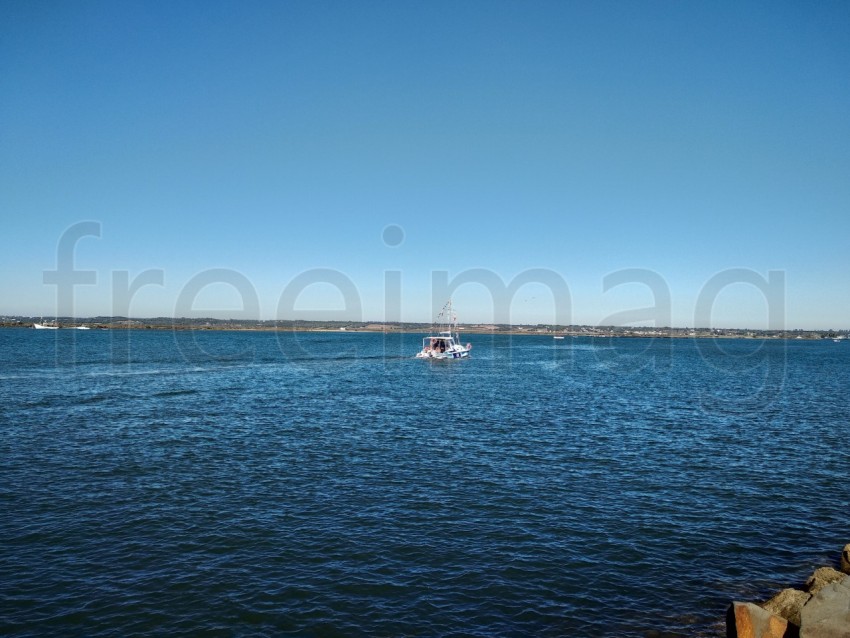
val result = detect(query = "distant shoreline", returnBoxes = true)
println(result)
[2,318,846,340]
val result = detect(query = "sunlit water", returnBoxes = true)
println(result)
[1,329,848,636]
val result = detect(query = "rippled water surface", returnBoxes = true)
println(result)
[2,329,848,636]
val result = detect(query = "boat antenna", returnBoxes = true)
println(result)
[435,298,453,332]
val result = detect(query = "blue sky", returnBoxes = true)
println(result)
[2,1,848,328]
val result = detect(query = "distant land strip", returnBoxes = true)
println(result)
[4,316,848,340]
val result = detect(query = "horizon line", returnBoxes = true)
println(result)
[4,315,848,334]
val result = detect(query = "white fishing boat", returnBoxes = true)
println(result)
[553,335,565,340]
[415,300,472,360]
[33,319,59,330]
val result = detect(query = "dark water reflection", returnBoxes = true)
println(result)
[1,329,848,636]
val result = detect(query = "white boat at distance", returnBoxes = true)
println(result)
[415,300,472,360]
[32,319,90,330]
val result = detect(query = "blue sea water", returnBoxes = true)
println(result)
[1,328,848,637]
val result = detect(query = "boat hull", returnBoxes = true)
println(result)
[415,349,470,360]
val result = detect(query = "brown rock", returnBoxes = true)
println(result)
[806,567,847,596]
[840,543,850,575]
[762,588,810,627]
[727,601,798,638]
[800,575,850,638]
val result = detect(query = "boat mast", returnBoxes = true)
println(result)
[433,298,462,341]
[437,298,458,338]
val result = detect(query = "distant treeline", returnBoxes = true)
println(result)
[2,316,848,339]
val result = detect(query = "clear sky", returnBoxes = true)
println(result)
[2,1,848,329]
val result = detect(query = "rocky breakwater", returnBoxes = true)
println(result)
[727,543,850,638]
